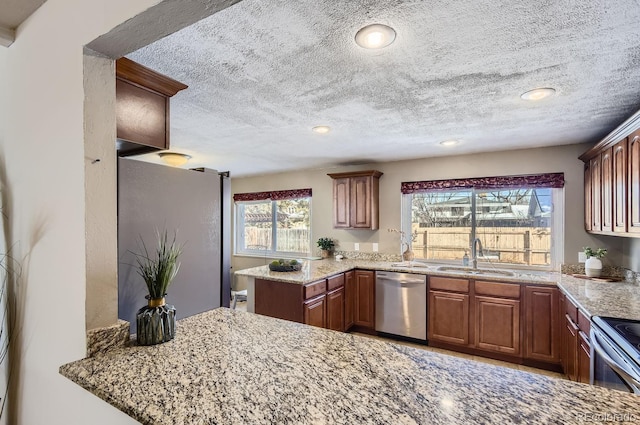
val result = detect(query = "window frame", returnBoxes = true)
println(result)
[234,197,312,258]
[401,186,564,271]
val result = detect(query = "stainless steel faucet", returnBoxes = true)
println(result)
[471,238,483,269]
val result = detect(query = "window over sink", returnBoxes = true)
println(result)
[401,173,564,270]
[234,189,311,257]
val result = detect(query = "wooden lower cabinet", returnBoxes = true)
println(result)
[578,331,591,384]
[354,270,375,329]
[428,290,470,345]
[563,313,579,381]
[326,287,345,331]
[475,296,520,356]
[304,295,326,328]
[344,271,355,330]
[524,286,561,363]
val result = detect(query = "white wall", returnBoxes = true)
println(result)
[232,143,625,273]
[0,0,160,423]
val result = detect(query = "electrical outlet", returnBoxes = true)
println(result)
[578,252,587,263]
[354,243,360,251]
[372,243,379,252]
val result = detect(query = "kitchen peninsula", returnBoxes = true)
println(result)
[60,308,640,424]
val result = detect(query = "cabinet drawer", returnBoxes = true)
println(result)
[578,309,591,335]
[430,276,469,293]
[565,296,579,323]
[304,280,327,300]
[327,273,345,291]
[475,280,520,299]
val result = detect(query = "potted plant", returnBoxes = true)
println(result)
[317,237,335,259]
[132,230,183,345]
[583,247,607,278]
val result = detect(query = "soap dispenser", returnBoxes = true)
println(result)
[462,250,469,267]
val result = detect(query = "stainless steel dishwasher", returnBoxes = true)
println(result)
[375,271,427,340]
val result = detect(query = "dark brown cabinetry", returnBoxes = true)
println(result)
[326,274,346,331]
[354,270,375,329]
[561,293,591,383]
[115,57,188,156]
[474,280,522,356]
[429,289,470,345]
[524,286,561,363]
[344,271,356,329]
[304,295,327,328]
[580,109,640,237]
[327,171,383,229]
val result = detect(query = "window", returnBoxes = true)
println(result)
[401,173,564,270]
[234,189,311,257]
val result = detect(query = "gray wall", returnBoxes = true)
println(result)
[118,158,221,332]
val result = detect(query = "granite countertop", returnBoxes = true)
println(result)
[234,258,559,286]
[557,275,640,321]
[60,308,640,424]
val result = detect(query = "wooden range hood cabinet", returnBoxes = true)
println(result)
[115,57,188,156]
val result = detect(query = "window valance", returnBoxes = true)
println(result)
[400,173,564,194]
[233,188,312,202]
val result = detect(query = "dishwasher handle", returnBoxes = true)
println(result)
[376,273,426,287]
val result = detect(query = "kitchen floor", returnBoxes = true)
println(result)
[232,301,563,379]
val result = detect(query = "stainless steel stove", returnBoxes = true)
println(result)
[591,316,640,394]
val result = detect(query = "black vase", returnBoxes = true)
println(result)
[136,296,176,346]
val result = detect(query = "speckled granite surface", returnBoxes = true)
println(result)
[86,320,130,358]
[558,275,640,321]
[61,308,640,424]
[234,258,559,286]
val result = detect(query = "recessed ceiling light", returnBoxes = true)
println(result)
[158,152,192,167]
[520,87,556,101]
[355,24,396,49]
[440,140,459,147]
[312,125,331,134]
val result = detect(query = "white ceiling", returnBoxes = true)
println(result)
[0,0,47,45]
[126,0,640,177]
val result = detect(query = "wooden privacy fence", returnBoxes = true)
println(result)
[244,227,310,253]
[411,226,551,266]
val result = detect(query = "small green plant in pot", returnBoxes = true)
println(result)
[583,247,607,278]
[132,230,183,345]
[317,237,335,259]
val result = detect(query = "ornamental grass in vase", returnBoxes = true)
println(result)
[132,230,183,346]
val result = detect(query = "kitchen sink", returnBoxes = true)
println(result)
[390,262,432,269]
[436,266,516,277]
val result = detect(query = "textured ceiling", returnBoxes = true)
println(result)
[128,0,640,177]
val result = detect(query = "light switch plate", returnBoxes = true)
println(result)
[578,252,587,263]
[372,243,379,252]
[354,243,360,251]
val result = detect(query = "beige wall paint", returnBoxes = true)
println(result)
[83,53,118,330]
[0,0,160,423]
[232,143,625,275]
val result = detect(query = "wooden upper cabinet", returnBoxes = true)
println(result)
[629,131,640,233]
[590,155,602,232]
[584,162,592,232]
[327,171,383,230]
[115,57,188,156]
[601,147,614,232]
[613,139,628,232]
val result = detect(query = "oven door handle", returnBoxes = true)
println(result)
[591,332,640,394]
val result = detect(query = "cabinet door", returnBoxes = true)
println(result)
[326,287,345,332]
[629,131,640,233]
[578,330,591,384]
[354,270,375,329]
[601,147,613,232]
[428,290,470,345]
[584,162,592,232]
[590,155,602,232]
[304,295,326,328]
[613,139,628,233]
[524,286,560,363]
[563,314,579,381]
[475,296,520,356]
[333,178,351,228]
[350,176,372,228]
[344,271,355,330]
